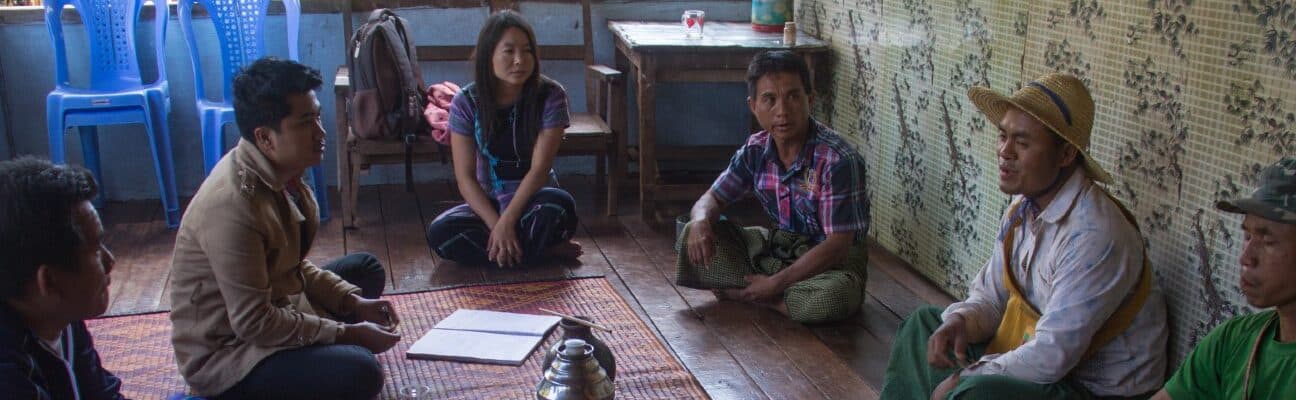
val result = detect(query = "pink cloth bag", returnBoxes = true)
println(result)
[424,81,461,145]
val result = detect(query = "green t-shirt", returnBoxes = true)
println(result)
[1165,310,1296,400]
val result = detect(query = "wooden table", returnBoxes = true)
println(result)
[608,21,829,221]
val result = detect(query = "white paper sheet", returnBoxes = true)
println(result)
[433,309,561,336]
[405,309,561,365]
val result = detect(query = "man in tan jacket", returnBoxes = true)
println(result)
[169,58,400,399]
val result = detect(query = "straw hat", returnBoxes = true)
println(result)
[967,73,1112,184]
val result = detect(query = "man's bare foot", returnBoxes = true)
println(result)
[544,240,584,260]
[712,289,743,300]
[712,290,788,316]
[770,300,789,317]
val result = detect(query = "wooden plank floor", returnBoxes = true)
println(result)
[94,177,955,398]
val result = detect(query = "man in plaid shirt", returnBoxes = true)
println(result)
[676,50,870,323]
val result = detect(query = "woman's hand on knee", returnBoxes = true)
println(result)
[487,220,522,267]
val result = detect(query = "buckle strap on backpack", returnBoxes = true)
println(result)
[404,133,416,192]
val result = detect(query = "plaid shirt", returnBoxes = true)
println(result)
[710,119,870,243]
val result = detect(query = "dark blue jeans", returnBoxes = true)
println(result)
[213,252,387,400]
[323,252,386,302]
[426,187,578,266]
[212,344,381,400]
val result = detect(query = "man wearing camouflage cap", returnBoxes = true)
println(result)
[1153,156,1296,400]
[881,73,1169,399]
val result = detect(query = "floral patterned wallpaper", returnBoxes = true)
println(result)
[796,0,1294,363]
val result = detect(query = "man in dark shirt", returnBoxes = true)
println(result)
[0,157,126,400]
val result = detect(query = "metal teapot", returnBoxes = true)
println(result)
[542,316,616,381]
[536,339,615,400]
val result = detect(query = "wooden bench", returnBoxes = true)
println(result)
[334,0,625,228]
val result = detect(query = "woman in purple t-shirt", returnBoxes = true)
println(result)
[425,10,582,267]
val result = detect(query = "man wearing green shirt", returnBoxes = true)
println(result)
[1153,156,1296,400]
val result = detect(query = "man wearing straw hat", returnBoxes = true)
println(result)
[880,73,1168,399]
[1152,156,1296,400]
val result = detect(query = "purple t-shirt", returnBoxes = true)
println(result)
[448,78,571,195]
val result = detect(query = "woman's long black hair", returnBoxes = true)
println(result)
[471,10,546,146]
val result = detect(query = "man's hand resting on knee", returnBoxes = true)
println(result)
[338,322,401,354]
[346,295,400,330]
[687,219,717,267]
[927,313,971,369]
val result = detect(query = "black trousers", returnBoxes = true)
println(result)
[425,187,578,266]
[214,253,387,400]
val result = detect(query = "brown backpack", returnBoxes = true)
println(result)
[348,9,430,188]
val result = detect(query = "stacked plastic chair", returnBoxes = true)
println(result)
[178,0,329,220]
[45,0,181,227]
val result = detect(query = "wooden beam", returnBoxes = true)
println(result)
[333,66,354,226]
[653,145,736,160]
[350,0,481,10]
[0,0,768,23]
[587,65,622,81]
[636,58,657,221]
[415,44,586,62]
[341,0,757,14]
[581,0,595,63]
[343,3,354,74]
[416,46,476,62]
[536,45,587,60]
[581,0,596,112]
[658,68,747,83]
[489,0,518,12]
[650,184,711,201]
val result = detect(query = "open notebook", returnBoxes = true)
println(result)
[406,309,562,365]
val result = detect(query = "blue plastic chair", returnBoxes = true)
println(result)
[177,0,329,220]
[45,0,181,227]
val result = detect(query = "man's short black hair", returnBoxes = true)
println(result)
[746,50,813,97]
[0,157,99,300]
[233,57,323,142]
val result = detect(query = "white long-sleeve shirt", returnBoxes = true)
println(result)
[942,171,1168,396]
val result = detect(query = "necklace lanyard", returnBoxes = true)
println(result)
[1241,314,1277,400]
[472,102,522,193]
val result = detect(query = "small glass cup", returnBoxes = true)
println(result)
[682,10,705,39]
[397,384,435,399]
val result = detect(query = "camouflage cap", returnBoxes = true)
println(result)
[1216,156,1296,224]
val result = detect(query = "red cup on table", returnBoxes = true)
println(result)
[682,10,705,39]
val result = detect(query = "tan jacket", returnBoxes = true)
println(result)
[169,139,360,395]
